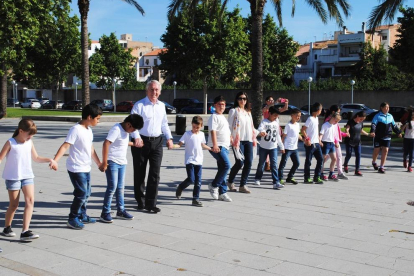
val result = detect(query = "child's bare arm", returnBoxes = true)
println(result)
[281,133,286,143]
[202,143,212,151]
[31,144,58,170]
[172,141,184,149]
[53,142,71,163]
[91,145,101,169]
[100,140,111,171]
[210,130,220,153]
[0,141,11,164]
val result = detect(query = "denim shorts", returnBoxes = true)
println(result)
[5,179,34,190]
[322,142,336,155]
[374,138,391,148]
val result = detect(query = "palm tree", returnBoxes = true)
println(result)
[77,0,144,106]
[168,0,350,126]
[367,0,406,31]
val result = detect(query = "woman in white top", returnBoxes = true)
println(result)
[227,92,257,194]
[402,109,414,172]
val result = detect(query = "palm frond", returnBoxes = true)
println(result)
[304,0,328,24]
[367,0,405,31]
[269,0,283,26]
[121,0,145,15]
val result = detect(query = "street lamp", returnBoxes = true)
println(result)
[350,80,355,104]
[11,80,16,108]
[307,76,313,114]
[113,78,117,112]
[173,81,177,100]
[75,82,78,101]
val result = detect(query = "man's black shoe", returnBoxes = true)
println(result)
[137,204,144,210]
[145,206,161,213]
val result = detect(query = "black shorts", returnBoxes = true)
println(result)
[374,137,391,148]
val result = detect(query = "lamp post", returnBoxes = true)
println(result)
[11,80,16,108]
[307,76,313,114]
[113,78,117,112]
[75,82,78,101]
[173,81,177,100]
[350,80,355,104]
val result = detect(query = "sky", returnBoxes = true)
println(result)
[69,0,404,48]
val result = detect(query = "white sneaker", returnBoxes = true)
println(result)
[337,173,349,180]
[208,183,219,200]
[254,180,261,186]
[273,182,284,189]
[219,193,232,202]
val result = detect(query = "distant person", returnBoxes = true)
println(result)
[254,106,285,189]
[53,104,103,229]
[401,109,414,172]
[130,80,173,213]
[227,92,257,194]
[302,102,324,184]
[174,116,212,207]
[207,96,232,202]
[0,119,57,241]
[370,102,402,173]
[278,108,302,185]
[320,113,341,181]
[343,111,370,176]
[99,114,144,223]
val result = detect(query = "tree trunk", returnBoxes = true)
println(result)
[249,0,265,127]
[78,0,90,106]
[0,63,8,118]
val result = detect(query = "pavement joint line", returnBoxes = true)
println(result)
[0,256,58,276]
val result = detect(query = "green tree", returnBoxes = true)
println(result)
[389,6,414,74]
[89,33,136,90]
[76,0,144,107]
[161,4,250,112]
[168,0,350,125]
[0,0,43,116]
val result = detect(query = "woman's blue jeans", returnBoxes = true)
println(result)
[228,141,253,186]
[209,147,230,195]
[102,161,126,214]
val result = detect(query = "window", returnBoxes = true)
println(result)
[154,59,158,65]
[382,35,387,40]
[145,59,149,65]
[314,54,318,60]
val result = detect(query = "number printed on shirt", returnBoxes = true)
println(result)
[264,129,277,142]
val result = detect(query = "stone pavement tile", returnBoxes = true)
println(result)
[125,220,182,236]
[210,250,283,270]
[82,221,141,237]
[351,241,398,256]
[259,234,323,253]
[158,252,234,275]
[317,258,396,276]
[342,230,406,247]
[70,233,133,250]
[395,240,414,250]
[262,247,333,267]
[266,261,347,276]
[309,244,379,264]
[292,223,353,237]
[209,237,276,255]
[45,259,121,276]
[211,265,282,276]
[111,242,177,262]
[296,232,365,250]
[3,247,75,271]
[0,266,27,276]
[161,269,206,276]
[18,233,89,255]
[104,255,176,276]
[122,231,181,247]
[367,256,414,274]
[209,227,274,243]
[391,271,414,276]
[162,240,230,258]
[64,246,129,266]
[166,229,230,245]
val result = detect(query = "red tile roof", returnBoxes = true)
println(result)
[144,48,167,56]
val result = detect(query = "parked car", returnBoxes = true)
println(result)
[366,106,407,122]
[41,100,63,109]
[37,98,49,105]
[116,101,135,112]
[90,99,114,111]
[275,104,309,116]
[21,99,41,109]
[339,103,377,119]
[162,101,177,114]
[7,98,20,107]
[62,100,82,110]
[173,98,200,112]
[180,102,214,114]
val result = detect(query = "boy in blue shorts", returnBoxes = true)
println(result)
[320,113,341,182]
[53,104,103,229]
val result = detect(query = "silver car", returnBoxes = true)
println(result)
[339,103,377,119]
[21,99,41,109]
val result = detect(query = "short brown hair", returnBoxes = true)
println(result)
[192,116,203,125]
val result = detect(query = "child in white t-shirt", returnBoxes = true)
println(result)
[207,96,232,202]
[278,109,302,185]
[53,104,103,230]
[99,115,144,223]
[320,113,341,182]
[302,102,324,184]
[254,106,285,189]
[174,116,212,207]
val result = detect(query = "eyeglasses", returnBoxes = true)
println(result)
[267,99,274,102]
[238,97,247,101]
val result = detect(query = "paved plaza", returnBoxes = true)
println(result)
[0,118,413,276]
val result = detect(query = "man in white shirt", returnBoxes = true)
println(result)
[131,80,173,213]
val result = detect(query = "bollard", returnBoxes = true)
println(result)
[176,114,186,135]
